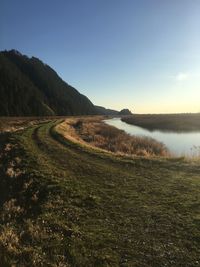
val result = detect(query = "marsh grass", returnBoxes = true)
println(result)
[63,118,169,157]
[122,113,200,132]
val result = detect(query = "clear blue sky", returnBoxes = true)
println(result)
[1,0,200,113]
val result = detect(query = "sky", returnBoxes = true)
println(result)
[1,0,200,113]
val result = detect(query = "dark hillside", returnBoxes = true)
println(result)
[0,50,96,116]
[95,105,119,115]
[0,53,53,116]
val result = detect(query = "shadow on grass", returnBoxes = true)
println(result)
[0,133,48,266]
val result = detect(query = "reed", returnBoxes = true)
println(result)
[69,118,169,157]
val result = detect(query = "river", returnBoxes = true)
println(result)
[104,118,200,157]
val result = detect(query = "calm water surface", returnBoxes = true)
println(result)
[104,118,200,156]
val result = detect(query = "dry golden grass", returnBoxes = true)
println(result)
[58,118,169,157]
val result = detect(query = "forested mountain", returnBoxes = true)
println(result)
[118,109,132,115]
[0,50,97,116]
[95,105,119,115]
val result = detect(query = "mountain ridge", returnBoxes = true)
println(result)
[0,50,96,116]
[0,50,132,117]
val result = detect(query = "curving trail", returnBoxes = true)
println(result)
[1,119,200,267]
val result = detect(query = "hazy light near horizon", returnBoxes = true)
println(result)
[135,104,200,114]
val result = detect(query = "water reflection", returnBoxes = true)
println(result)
[104,118,200,157]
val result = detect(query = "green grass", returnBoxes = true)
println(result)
[122,113,200,132]
[0,119,200,266]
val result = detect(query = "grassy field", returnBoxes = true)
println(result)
[121,113,200,132]
[0,116,64,132]
[0,117,200,266]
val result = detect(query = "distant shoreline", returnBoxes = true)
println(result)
[121,113,200,132]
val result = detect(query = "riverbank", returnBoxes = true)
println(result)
[56,117,169,157]
[106,117,200,157]
[121,113,200,132]
[0,118,200,266]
